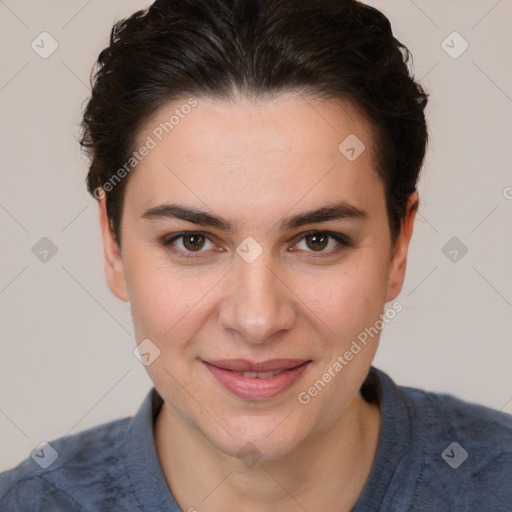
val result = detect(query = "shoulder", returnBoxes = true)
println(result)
[397,381,512,509]
[400,382,512,449]
[0,416,132,511]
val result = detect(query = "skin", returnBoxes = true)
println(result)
[97,92,418,511]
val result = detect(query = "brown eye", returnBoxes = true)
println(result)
[294,231,353,258]
[305,233,329,251]
[160,231,217,259]
[182,234,206,251]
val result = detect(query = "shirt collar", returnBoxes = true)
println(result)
[124,386,181,511]
[352,366,413,511]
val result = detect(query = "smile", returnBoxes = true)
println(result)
[202,359,311,400]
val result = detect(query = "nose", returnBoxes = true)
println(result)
[218,249,296,344]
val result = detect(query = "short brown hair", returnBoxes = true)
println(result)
[80,0,428,248]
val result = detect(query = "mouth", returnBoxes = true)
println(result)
[202,358,311,400]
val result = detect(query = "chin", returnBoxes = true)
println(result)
[205,415,309,464]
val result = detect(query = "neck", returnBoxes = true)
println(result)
[154,392,380,512]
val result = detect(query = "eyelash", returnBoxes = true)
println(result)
[159,230,355,260]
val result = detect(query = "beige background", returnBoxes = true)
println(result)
[1,0,511,471]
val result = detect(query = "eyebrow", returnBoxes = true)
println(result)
[140,200,369,231]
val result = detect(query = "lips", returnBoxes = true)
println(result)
[202,358,311,400]
[206,358,309,372]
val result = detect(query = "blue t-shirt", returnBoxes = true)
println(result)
[1,366,511,511]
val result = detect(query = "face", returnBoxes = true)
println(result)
[98,93,416,461]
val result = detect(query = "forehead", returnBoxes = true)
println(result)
[124,93,382,225]
[138,93,374,160]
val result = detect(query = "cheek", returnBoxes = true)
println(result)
[123,246,211,343]
[300,256,389,344]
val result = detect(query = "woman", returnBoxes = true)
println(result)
[1,0,511,510]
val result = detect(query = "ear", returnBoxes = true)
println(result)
[97,193,129,302]
[385,192,419,302]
